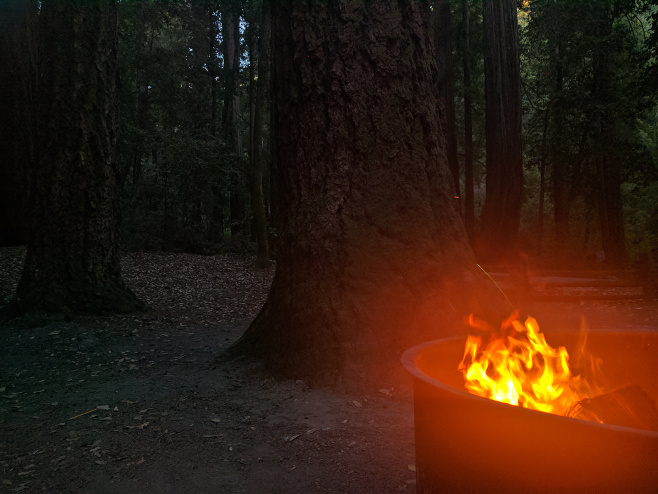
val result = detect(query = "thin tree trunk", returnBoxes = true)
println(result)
[551,45,571,257]
[129,7,152,187]
[593,5,627,267]
[250,0,270,266]
[462,0,475,242]
[435,0,460,210]
[223,5,245,236]
[537,108,549,255]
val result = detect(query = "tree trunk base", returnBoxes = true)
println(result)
[12,283,145,317]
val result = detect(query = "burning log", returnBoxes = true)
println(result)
[569,384,658,431]
[403,331,658,493]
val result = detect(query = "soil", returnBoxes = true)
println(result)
[1,247,657,493]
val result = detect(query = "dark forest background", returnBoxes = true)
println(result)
[1,0,657,266]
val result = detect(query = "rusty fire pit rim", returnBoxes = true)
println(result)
[401,332,658,438]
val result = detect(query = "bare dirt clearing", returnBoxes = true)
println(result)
[1,248,656,493]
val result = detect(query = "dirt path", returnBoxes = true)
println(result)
[1,251,415,493]
[1,249,656,493]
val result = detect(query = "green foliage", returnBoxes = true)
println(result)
[519,0,658,262]
[622,181,658,259]
[116,0,262,254]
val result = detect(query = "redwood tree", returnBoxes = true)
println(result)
[0,0,36,247]
[435,0,460,206]
[478,0,523,262]
[230,1,499,387]
[16,0,142,314]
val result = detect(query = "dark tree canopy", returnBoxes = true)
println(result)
[15,0,143,314]
[229,0,501,388]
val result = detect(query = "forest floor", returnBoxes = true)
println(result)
[1,247,657,493]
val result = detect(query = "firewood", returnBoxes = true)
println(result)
[568,384,658,431]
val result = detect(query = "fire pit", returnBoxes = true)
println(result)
[402,331,658,492]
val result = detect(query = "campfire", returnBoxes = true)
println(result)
[402,323,658,492]
[458,312,658,429]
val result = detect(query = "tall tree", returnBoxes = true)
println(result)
[222,2,247,236]
[249,0,271,266]
[592,0,628,266]
[435,0,460,207]
[0,0,37,247]
[16,0,143,314]
[461,0,476,241]
[229,1,501,387]
[478,0,523,262]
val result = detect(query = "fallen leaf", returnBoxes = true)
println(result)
[352,400,362,408]
[408,464,416,472]
[211,418,221,423]
[97,405,110,411]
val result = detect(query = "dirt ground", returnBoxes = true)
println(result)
[1,247,657,493]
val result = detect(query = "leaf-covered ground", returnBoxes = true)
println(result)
[0,248,656,492]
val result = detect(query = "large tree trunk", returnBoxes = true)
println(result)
[229,1,501,388]
[478,0,523,262]
[0,0,37,247]
[16,0,143,314]
[435,0,460,208]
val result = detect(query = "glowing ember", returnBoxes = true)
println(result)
[459,312,601,417]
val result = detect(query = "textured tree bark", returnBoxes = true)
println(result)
[229,1,500,388]
[250,0,271,267]
[461,0,475,242]
[478,0,523,262]
[222,4,246,237]
[16,0,143,314]
[435,0,460,208]
[0,0,37,247]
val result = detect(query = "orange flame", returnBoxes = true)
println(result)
[459,313,600,416]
